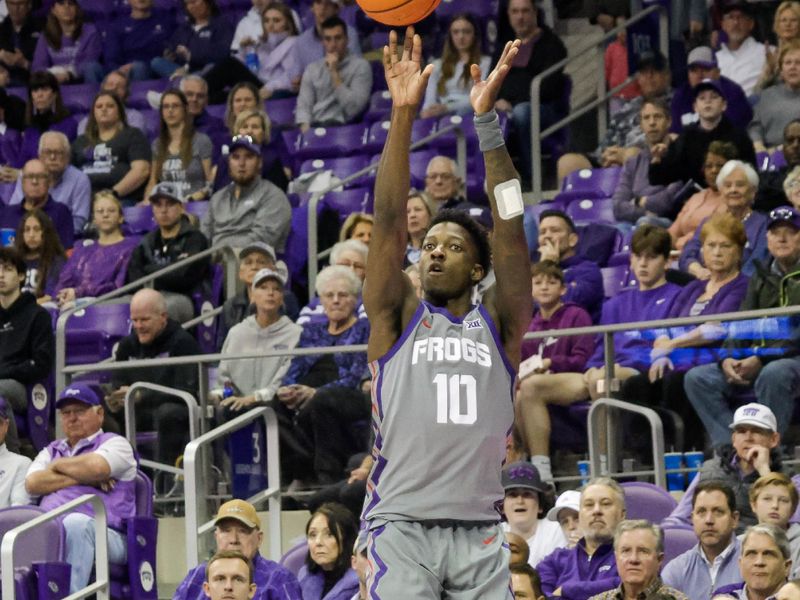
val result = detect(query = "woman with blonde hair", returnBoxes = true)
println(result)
[338,213,372,245]
[751,38,800,152]
[757,1,800,90]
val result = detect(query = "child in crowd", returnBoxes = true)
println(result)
[747,472,800,578]
[13,209,65,303]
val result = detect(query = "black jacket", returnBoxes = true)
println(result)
[125,217,210,295]
[0,291,53,383]
[0,13,44,84]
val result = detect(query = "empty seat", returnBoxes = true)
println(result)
[61,82,100,113]
[299,155,373,189]
[562,166,622,198]
[364,90,392,122]
[600,264,634,298]
[122,204,155,235]
[566,197,615,225]
[293,124,369,161]
[662,526,697,564]
[622,481,678,522]
[264,96,297,128]
[64,302,132,365]
[128,79,172,110]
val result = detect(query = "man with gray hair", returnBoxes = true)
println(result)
[713,523,791,599]
[538,477,626,600]
[589,520,688,600]
[180,75,226,143]
[8,132,90,234]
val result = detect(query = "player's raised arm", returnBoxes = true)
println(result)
[471,40,533,368]
[364,27,433,360]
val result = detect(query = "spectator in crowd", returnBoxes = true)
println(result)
[0,0,42,86]
[210,267,301,414]
[756,1,800,91]
[557,51,671,182]
[126,182,210,323]
[150,0,233,80]
[500,461,567,567]
[180,75,226,141]
[421,13,490,119]
[205,3,301,104]
[24,383,137,593]
[423,156,465,212]
[611,98,687,227]
[622,213,749,450]
[506,532,531,567]
[276,265,369,486]
[8,131,90,235]
[717,2,767,96]
[293,0,361,73]
[76,70,147,135]
[297,239,367,325]
[663,481,743,598]
[17,70,77,166]
[785,166,800,212]
[671,46,752,134]
[53,190,137,308]
[295,16,371,132]
[650,80,757,189]
[516,261,594,480]
[230,0,271,58]
[679,160,767,278]
[604,27,639,117]
[350,535,369,600]
[217,242,298,349]
[713,524,791,598]
[669,141,738,250]
[588,520,688,600]
[305,451,371,521]
[547,490,582,548]
[405,191,431,265]
[538,478,626,599]
[518,226,681,478]
[684,207,800,446]
[749,40,800,153]
[13,209,65,302]
[144,88,213,202]
[174,499,301,600]
[510,563,544,599]
[31,0,100,84]
[0,396,30,506]
[201,550,256,600]
[106,288,201,468]
[0,158,73,249]
[536,209,604,321]
[220,83,259,136]
[664,405,787,531]
[214,109,288,192]
[747,473,800,577]
[200,135,291,251]
[338,213,372,245]
[97,0,173,82]
[299,503,359,600]
[0,247,53,452]
[494,0,567,180]
[71,91,151,205]
[0,89,23,160]
[757,119,800,212]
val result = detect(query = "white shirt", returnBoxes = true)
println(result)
[502,518,568,567]
[716,37,766,96]
[700,535,738,588]
[0,444,31,507]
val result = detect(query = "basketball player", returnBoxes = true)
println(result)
[361,28,531,598]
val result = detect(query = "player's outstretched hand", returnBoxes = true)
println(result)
[383,27,433,108]
[470,39,520,115]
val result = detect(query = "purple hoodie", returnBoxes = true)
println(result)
[561,254,604,323]
[537,539,619,600]
[31,23,102,75]
[54,237,138,298]
[522,302,595,373]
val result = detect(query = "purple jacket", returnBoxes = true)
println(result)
[522,302,595,373]
[31,23,101,74]
[103,13,174,70]
[537,539,619,600]
[561,254,604,323]
[612,146,687,223]
[40,432,135,531]
[670,76,753,134]
[679,212,769,277]
[0,195,73,249]
[298,566,359,600]
[54,237,138,298]
[586,283,683,372]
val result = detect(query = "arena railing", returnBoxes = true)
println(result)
[529,3,669,198]
[1,494,109,600]
[306,123,468,294]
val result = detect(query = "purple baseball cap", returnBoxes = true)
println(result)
[501,461,549,494]
[768,206,800,230]
[693,78,725,100]
[229,135,261,157]
[56,383,102,409]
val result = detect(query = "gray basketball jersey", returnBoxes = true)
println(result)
[363,300,515,522]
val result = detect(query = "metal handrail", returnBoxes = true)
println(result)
[1,494,109,600]
[530,4,669,198]
[124,382,201,475]
[307,122,467,293]
[183,406,281,569]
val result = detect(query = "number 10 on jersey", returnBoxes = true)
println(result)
[433,374,477,425]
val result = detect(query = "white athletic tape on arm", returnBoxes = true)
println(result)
[494,178,524,220]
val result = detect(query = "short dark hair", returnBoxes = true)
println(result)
[640,97,670,118]
[428,208,491,275]
[539,209,576,233]
[510,563,543,597]
[706,140,739,162]
[692,480,737,513]
[531,260,564,283]
[321,15,346,33]
[0,247,26,276]
[206,549,253,584]
[631,224,671,258]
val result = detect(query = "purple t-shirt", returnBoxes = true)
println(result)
[54,236,138,298]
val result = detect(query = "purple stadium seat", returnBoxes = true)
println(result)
[606,251,631,267]
[22,377,54,451]
[566,197,615,225]
[408,149,438,189]
[128,79,172,111]
[264,97,297,129]
[562,167,622,198]
[64,302,132,366]
[662,526,697,564]
[206,104,225,119]
[61,82,100,113]
[364,90,392,123]
[139,109,161,140]
[122,205,155,235]
[601,264,634,298]
[299,155,373,189]
[279,539,307,576]
[184,200,209,222]
[621,481,678,522]
[370,60,388,92]
[321,188,373,220]
[293,123,369,161]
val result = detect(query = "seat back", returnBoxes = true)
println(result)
[621,482,678,523]
[566,197,615,225]
[65,302,132,365]
[662,526,697,565]
[601,265,634,298]
[134,470,154,517]
[123,205,155,235]
[23,376,54,450]
[562,167,622,197]
[279,539,308,576]
[0,506,63,566]
[263,97,297,129]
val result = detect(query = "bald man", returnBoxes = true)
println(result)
[107,289,201,472]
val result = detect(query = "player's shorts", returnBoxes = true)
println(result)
[365,519,512,599]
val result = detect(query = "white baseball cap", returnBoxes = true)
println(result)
[546,490,581,522]
[729,403,777,433]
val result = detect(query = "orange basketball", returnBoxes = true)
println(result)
[356,0,442,26]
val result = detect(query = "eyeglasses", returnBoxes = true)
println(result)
[336,259,365,271]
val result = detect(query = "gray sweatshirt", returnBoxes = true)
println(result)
[295,53,372,126]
